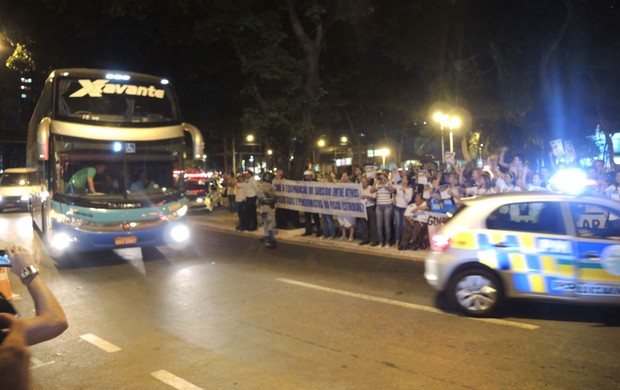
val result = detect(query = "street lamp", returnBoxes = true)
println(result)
[376,148,390,169]
[447,116,461,155]
[433,112,460,163]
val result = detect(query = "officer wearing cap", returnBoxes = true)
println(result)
[258,171,277,248]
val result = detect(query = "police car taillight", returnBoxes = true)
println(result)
[430,234,451,252]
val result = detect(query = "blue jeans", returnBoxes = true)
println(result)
[393,206,406,244]
[321,214,336,238]
[376,204,393,245]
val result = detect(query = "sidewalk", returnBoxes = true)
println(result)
[189,209,427,262]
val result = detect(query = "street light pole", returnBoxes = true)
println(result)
[441,125,445,163]
[434,112,460,163]
[232,138,237,174]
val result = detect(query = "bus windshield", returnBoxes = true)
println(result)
[54,75,179,127]
[52,135,185,202]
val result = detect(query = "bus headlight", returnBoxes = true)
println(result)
[51,232,74,250]
[170,224,190,242]
[164,223,190,249]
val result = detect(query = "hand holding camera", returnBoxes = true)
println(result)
[4,247,36,278]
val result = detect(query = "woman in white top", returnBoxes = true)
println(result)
[372,173,395,247]
[392,174,413,248]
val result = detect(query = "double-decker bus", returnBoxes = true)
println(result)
[26,69,204,256]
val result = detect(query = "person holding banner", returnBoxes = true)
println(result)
[320,173,337,239]
[301,170,322,237]
[337,171,356,241]
[274,169,303,229]
[399,193,429,250]
[358,176,379,246]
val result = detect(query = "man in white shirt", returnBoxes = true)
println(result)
[244,171,259,231]
[358,176,379,246]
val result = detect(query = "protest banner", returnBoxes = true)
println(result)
[272,179,367,219]
[550,139,565,158]
[417,210,451,245]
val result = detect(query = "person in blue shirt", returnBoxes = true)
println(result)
[129,171,157,191]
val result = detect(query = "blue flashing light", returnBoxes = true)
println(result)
[547,168,597,195]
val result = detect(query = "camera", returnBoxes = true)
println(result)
[0,250,10,267]
[0,292,18,344]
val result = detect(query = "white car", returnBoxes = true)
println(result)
[0,168,38,213]
[424,192,620,317]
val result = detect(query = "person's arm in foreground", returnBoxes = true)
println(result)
[8,247,68,345]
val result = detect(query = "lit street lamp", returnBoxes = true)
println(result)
[376,148,390,169]
[448,116,461,155]
[433,112,461,163]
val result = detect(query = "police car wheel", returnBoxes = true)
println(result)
[447,268,503,317]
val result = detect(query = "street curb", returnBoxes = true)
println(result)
[188,209,427,262]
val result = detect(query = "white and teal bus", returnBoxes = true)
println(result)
[26,69,204,255]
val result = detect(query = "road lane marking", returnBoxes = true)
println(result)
[31,357,55,369]
[80,333,122,353]
[151,370,203,390]
[276,278,539,330]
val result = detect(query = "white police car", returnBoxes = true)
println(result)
[424,192,620,317]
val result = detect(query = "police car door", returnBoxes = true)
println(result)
[485,201,576,298]
[569,201,620,303]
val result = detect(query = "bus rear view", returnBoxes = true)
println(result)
[26,69,204,257]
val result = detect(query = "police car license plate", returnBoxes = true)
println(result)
[115,236,137,246]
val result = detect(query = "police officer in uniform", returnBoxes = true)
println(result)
[258,172,277,248]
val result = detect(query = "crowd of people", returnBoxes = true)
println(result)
[221,147,620,251]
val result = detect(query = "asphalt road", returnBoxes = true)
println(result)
[1,210,618,389]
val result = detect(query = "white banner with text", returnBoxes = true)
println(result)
[273,179,366,219]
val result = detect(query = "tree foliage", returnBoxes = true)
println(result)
[2,0,620,170]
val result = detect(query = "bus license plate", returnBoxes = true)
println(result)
[115,236,137,246]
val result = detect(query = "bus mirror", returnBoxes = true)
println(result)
[37,117,51,161]
[182,123,204,160]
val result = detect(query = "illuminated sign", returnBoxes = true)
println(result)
[70,79,165,99]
